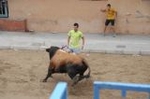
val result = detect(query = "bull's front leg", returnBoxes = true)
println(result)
[43,67,53,82]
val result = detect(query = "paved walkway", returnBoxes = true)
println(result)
[0,31,150,55]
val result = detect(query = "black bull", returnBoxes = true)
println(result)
[43,46,91,85]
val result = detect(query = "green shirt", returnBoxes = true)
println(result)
[68,30,83,48]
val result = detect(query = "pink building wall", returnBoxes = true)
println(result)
[8,0,150,34]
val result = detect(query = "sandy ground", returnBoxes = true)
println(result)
[0,50,150,99]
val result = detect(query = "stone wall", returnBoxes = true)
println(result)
[4,0,150,34]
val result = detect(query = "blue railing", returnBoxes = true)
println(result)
[49,81,150,99]
[93,81,150,99]
[49,82,68,99]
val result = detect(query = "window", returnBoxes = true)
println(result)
[0,0,9,18]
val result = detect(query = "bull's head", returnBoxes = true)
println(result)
[46,46,60,60]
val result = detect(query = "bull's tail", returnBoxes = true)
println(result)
[82,59,91,78]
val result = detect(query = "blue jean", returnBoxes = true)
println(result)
[69,47,81,54]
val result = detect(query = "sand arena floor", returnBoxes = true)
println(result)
[0,50,150,99]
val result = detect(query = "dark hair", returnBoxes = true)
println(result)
[74,23,79,28]
[107,4,111,7]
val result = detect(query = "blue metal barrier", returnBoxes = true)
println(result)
[93,81,150,99]
[49,82,68,99]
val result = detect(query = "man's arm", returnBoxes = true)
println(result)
[115,11,117,18]
[81,36,85,50]
[101,9,106,12]
[67,36,70,46]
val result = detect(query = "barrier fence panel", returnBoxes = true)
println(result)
[94,81,150,99]
[49,82,68,99]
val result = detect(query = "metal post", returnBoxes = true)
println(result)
[94,82,100,99]
[121,90,126,99]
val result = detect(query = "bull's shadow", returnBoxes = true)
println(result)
[68,78,93,97]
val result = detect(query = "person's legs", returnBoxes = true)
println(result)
[69,47,81,54]
[73,48,81,54]
[110,20,116,37]
[103,26,107,36]
[104,19,109,36]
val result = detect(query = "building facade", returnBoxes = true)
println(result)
[0,0,150,34]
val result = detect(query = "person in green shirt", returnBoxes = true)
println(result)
[67,23,85,54]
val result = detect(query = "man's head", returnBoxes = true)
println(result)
[73,23,79,32]
[107,4,111,10]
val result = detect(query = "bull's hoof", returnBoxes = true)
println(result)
[43,79,47,82]
[73,76,79,82]
[72,76,80,86]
